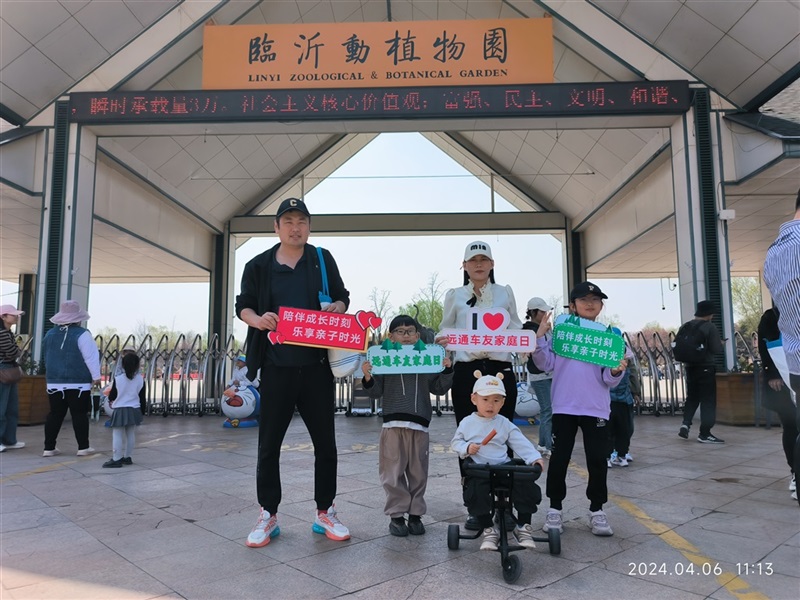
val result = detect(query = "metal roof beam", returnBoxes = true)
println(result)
[229,212,566,236]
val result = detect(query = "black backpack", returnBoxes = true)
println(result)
[671,321,707,363]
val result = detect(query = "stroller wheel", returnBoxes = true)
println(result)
[548,527,561,555]
[447,524,460,550]
[502,554,521,583]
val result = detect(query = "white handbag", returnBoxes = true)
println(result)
[317,246,362,378]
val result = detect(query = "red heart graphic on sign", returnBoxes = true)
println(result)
[483,313,505,331]
[267,331,285,345]
[354,310,373,330]
[368,316,382,329]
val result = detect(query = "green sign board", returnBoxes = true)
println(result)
[366,340,446,374]
[551,315,625,368]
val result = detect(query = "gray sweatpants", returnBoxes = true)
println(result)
[379,427,429,518]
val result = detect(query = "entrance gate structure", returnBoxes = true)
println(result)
[35,78,725,364]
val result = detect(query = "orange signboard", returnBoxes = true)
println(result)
[202,19,553,90]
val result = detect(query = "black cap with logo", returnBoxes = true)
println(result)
[276,197,311,219]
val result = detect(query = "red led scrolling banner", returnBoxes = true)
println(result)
[69,81,691,124]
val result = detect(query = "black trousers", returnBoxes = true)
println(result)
[608,402,633,457]
[44,388,91,451]
[682,365,717,437]
[463,458,540,527]
[256,363,337,514]
[547,413,609,512]
[792,374,800,506]
[762,383,798,472]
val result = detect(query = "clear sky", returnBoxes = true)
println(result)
[1,132,683,339]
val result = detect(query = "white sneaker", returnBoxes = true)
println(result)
[1,442,24,451]
[542,509,563,533]
[589,510,613,536]
[246,508,280,547]
[42,448,61,457]
[790,475,796,492]
[624,453,633,462]
[607,459,613,468]
[0,444,5,452]
[76,447,95,456]
[792,490,797,501]
[312,505,350,541]
[480,527,499,551]
[513,524,536,549]
[611,456,629,467]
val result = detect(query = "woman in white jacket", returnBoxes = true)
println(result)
[440,241,522,426]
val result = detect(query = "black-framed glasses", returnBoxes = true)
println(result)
[391,327,417,336]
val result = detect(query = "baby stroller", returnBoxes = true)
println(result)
[447,460,560,583]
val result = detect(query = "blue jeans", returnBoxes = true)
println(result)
[530,378,553,450]
[0,378,20,446]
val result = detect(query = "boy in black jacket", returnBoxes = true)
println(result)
[362,315,453,536]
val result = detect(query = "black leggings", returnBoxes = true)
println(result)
[547,413,609,512]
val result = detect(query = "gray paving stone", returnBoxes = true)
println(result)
[0,413,797,599]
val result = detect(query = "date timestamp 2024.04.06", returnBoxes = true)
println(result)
[628,562,774,577]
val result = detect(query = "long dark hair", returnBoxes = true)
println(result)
[121,352,140,380]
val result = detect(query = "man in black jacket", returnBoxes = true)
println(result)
[677,300,725,443]
[236,198,352,547]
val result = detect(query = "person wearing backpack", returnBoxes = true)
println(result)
[236,198,352,547]
[675,301,725,443]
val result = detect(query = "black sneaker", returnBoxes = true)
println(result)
[121,457,132,465]
[678,425,689,439]
[407,515,425,535]
[464,515,482,531]
[698,434,724,444]
[389,517,408,537]
[102,458,123,468]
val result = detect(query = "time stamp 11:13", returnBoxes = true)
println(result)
[628,562,774,576]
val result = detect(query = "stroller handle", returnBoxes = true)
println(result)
[464,461,542,477]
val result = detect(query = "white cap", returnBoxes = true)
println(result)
[526,297,552,311]
[463,241,493,261]
[472,371,506,396]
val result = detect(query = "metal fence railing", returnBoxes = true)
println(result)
[15,325,764,423]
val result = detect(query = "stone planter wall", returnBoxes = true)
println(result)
[715,372,758,426]
[17,375,48,426]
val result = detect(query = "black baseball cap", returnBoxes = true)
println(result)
[569,281,608,302]
[275,197,311,219]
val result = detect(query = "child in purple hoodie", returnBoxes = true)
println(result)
[531,282,627,537]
